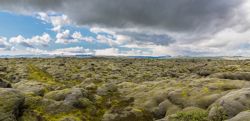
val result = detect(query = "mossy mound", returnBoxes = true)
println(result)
[168,107,208,121]
[208,88,250,120]
[0,88,25,121]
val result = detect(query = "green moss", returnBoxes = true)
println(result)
[22,99,86,121]
[85,73,93,78]
[27,64,64,88]
[214,82,239,91]
[23,94,43,108]
[209,105,227,121]
[18,111,40,121]
[28,65,53,82]
[181,89,189,97]
[44,88,71,101]
[4,58,250,121]
[172,110,208,121]
[43,110,83,121]
[21,108,83,121]
[70,66,80,73]
[65,80,82,87]
[202,87,210,94]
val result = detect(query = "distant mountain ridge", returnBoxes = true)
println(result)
[0,54,172,59]
[1,54,250,60]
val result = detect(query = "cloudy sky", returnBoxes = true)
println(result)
[0,0,250,56]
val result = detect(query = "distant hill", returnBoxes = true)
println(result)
[0,54,172,59]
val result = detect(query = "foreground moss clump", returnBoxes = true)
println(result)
[170,107,208,121]
[173,112,208,121]
[0,88,25,121]
[1,58,250,121]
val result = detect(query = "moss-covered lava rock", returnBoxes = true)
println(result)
[0,88,25,121]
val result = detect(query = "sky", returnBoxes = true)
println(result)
[0,0,250,56]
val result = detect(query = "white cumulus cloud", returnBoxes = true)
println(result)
[9,33,51,47]
[72,31,95,42]
[37,12,70,32]
[0,36,10,49]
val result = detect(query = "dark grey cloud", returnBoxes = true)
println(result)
[119,32,175,46]
[0,45,6,48]
[20,42,34,48]
[0,0,246,33]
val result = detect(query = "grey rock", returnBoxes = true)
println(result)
[195,93,223,109]
[153,100,171,119]
[13,80,48,96]
[209,88,250,119]
[44,88,72,101]
[64,88,88,107]
[226,111,250,121]
[155,118,169,121]
[167,89,187,107]
[97,83,118,96]
[44,88,89,109]
[102,107,153,121]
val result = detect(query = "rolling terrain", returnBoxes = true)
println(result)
[1,58,250,121]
